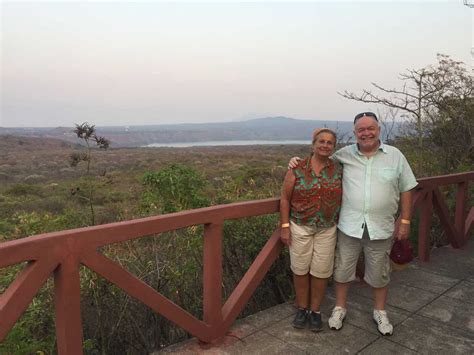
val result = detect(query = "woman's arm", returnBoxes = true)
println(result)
[280,169,296,246]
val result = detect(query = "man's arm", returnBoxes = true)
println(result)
[288,157,301,169]
[396,189,413,240]
[288,147,343,169]
[280,170,295,245]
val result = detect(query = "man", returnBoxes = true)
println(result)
[288,112,417,335]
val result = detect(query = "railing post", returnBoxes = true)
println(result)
[54,257,84,355]
[418,191,433,262]
[455,181,468,245]
[202,222,223,341]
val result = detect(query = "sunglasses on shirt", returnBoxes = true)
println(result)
[353,112,378,124]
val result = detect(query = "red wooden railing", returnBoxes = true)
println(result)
[413,172,474,261]
[0,172,473,353]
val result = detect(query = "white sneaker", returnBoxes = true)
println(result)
[373,309,393,335]
[328,306,347,330]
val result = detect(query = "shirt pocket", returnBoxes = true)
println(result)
[377,167,398,184]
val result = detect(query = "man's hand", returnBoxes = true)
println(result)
[280,228,291,246]
[394,221,410,240]
[288,156,301,169]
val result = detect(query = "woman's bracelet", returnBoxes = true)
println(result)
[400,219,411,225]
[281,223,290,228]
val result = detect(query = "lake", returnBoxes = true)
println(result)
[145,140,310,148]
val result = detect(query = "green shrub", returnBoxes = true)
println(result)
[6,183,43,197]
[140,164,210,214]
[0,274,55,354]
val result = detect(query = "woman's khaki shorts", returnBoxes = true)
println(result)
[289,222,337,278]
[334,228,393,288]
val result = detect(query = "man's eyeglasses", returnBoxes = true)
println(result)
[353,112,378,124]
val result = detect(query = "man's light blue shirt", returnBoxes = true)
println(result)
[333,142,418,240]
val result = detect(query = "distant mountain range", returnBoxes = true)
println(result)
[0,116,396,147]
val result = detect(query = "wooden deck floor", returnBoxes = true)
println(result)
[157,241,474,354]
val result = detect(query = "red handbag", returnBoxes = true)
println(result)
[390,239,414,264]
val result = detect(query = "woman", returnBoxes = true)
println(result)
[280,128,342,332]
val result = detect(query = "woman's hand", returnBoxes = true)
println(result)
[288,156,301,169]
[280,227,291,246]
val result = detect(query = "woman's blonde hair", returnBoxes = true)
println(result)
[312,128,337,144]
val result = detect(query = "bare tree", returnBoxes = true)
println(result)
[332,121,353,147]
[339,54,473,174]
[340,54,473,149]
[376,107,399,143]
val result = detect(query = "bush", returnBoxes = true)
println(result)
[6,183,43,197]
[0,271,55,354]
[140,164,210,214]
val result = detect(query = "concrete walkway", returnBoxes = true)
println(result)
[157,242,474,354]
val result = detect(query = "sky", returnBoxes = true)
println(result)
[1,0,472,127]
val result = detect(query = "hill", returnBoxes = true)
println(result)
[0,117,357,147]
[0,134,80,151]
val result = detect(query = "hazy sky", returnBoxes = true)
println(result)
[1,0,472,127]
